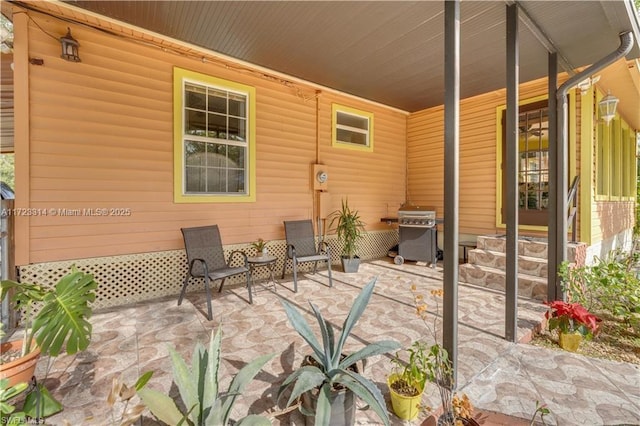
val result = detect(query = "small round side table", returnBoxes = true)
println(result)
[247,255,279,293]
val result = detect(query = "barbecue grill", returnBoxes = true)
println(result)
[394,204,438,267]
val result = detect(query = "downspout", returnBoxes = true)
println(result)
[550,31,634,300]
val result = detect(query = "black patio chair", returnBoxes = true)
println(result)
[282,219,333,292]
[179,225,252,320]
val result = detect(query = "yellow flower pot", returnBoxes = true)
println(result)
[388,374,424,420]
[558,332,582,352]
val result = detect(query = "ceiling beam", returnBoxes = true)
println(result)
[510,0,577,76]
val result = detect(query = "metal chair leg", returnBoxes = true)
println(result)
[178,274,190,306]
[246,270,253,304]
[292,259,298,293]
[203,276,213,321]
[327,259,333,287]
[281,258,288,279]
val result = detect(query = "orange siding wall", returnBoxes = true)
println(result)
[0,52,13,152]
[19,15,406,264]
[407,78,567,237]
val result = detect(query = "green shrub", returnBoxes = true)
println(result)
[560,250,640,330]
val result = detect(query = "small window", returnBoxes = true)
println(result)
[332,104,373,152]
[174,68,255,203]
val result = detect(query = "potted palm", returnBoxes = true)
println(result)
[329,198,366,273]
[277,278,400,426]
[0,267,98,418]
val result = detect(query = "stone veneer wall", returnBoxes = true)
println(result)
[17,230,398,311]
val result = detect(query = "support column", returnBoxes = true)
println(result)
[547,53,558,302]
[505,3,519,342]
[443,0,460,386]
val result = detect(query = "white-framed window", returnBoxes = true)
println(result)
[332,104,374,152]
[174,68,255,203]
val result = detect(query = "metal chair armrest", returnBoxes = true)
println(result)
[286,243,296,259]
[229,250,249,266]
[318,241,331,256]
[189,258,209,276]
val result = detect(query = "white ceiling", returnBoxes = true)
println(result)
[40,1,640,112]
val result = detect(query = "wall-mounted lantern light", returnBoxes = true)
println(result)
[60,27,80,62]
[598,91,618,124]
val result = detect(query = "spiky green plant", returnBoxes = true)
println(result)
[138,327,274,426]
[278,278,400,426]
[329,198,366,259]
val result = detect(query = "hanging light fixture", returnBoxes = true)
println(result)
[60,27,80,62]
[598,91,618,124]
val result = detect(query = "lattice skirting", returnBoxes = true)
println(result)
[18,230,399,311]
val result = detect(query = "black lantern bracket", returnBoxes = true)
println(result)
[60,27,80,62]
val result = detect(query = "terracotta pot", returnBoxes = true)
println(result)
[437,411,480,426]
[0,339,41,387]
[388,373,424,420]
[558,331,582,352]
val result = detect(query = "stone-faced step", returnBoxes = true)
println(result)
[458,263,547,300]
[475,235,585,261]
[476,235,548,259]
[467,250,548,278]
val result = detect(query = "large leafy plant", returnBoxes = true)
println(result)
[1,267,97,357]
[329,198,366,259]
[138,327,274,426]
[0,267,98,418]
[278,278,400,426]
[0,379,28,424]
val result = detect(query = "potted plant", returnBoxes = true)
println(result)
[544,300,600,352]
[277,278,400,426]
[138,326,274,425]
[0,267,98,418]
[410,286,477,425]
[388,340,429,420]
[250,238,268,256]
[329,198,366,273]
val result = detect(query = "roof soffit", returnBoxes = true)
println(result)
[19,0,640,112]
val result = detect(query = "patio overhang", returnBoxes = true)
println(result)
[3,0,639,393]
[7,1,640,113]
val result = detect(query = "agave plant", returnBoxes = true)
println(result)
[277,278,400,426]
[138,327,274,426]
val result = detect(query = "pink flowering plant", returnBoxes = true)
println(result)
[544,301,600,339]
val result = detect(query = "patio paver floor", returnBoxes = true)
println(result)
[37,258,639,425]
